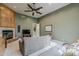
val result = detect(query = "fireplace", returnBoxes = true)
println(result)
[2,30,13,40]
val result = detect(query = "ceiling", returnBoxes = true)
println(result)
[4,3,70,18]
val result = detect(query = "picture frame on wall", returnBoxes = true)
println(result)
[45,25,52,32]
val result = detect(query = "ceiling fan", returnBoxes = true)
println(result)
[24,3,43,16]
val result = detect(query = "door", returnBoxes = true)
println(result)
[32,23,40,37]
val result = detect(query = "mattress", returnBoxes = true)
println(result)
[29,40,65,56]
[39,46,61,56]
[39,40,65,56]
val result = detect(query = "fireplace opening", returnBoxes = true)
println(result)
[2,30,13,40]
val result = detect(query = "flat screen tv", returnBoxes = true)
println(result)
[22,29,30,34]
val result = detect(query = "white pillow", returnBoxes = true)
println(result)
[38,35,51,40]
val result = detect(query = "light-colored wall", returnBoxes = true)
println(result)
[39,4,79,43]
[16,14,37,37]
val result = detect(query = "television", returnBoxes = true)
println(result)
[22,29,30,34]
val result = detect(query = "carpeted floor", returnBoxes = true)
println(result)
[3,40,22,56]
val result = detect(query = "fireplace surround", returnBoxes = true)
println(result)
[2,30,13,40]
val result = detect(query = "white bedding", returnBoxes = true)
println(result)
[29,40,66,56]
[39,46,61,56]
[39,40,66,56]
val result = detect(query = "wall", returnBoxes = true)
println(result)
[16,14,37,37]
[39,4,79,43]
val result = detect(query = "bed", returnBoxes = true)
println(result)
[19,35,79,56]
[29,40,67,56]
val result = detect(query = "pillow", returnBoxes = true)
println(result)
[52,40,65,45]
[38,35,51,40]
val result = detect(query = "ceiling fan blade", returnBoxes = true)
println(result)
[36,11,42,14]
[24,10,32,12]
[27,4,33,10]
[32,12,34,16]
[35,7,43,10]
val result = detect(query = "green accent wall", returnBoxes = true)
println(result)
[16,13,38,37]
[39,4,79,43]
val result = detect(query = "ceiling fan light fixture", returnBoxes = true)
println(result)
[25,3,43,16]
